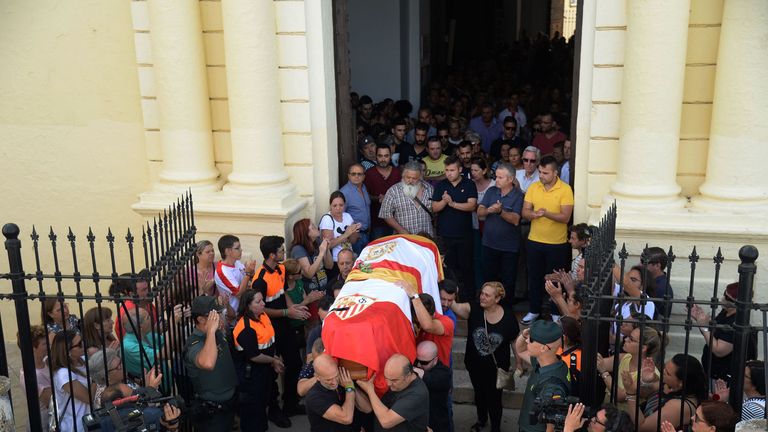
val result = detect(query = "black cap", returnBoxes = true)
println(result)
[191,296,218,316]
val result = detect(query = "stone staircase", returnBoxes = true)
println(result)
[449,311,707,409]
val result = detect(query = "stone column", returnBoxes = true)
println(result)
[147,0,219,191]
[694,0,768,210]
[608,0,690,208]
[220,0,298,207]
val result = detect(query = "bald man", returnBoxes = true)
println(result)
[305,354,356,431]
[356,353,429,431]
[414,341,451,432]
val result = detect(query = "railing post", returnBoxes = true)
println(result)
[2,223,43,432]
[730,245,758,414]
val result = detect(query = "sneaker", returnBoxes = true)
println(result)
[521,312,539,325]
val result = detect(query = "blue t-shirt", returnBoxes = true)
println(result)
[480,186,524,252]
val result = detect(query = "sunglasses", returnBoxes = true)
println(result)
[523,158,537,163]
[414,357,436,367]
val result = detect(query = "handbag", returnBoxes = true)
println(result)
[484,311,515,390]
[49,394,71,432]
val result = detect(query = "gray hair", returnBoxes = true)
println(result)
[88,347,121,385]
[401,161,422,176]
[495,162,516,178]
[522,145,541,161]
[464,131,481,143]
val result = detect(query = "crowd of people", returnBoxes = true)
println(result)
[15,34,762,432]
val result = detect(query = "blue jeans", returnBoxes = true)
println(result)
[352,231,370,255]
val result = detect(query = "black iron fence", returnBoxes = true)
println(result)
[580,202,766,430]
[1,193,198,432]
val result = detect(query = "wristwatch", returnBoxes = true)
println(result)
[410,293,420,300]
[345,386,355,393]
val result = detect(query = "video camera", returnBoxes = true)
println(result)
[530,395,582,432]
[82,387,184,432]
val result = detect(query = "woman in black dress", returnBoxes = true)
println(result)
[451,281,520,432]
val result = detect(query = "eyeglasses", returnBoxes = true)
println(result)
[414,357,436,367]
[590,417,606,427]
[523,158,537,163]
[349,172,365,177]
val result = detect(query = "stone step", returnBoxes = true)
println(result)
[452,368,527,410]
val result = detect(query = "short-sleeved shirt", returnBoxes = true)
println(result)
[291,243,328,293]
[464,302,519,371]
[379,182,435,237]
[416,312,455,367]
[533,131,567,156]
[480,185,525,252]
[423,155,447,180]
[432,177,478,238]
[320,212,356,261]
[122,332,163,378]
[519,357,571,432]
[397,143,428,164]
[184,329,238,402]
[702,310,736,380]
[376,378,430,432]
[53,368,90,432]
[525,178,574,244]
[516,170,540,194]
[340,181,371,231]
[214,260,246,312]
[306,382,353,432]
[364,167,402,228]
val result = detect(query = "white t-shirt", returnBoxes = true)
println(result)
[53,367,89,432]
[319,212,355,261]
[612,283,655,332]
[214,260,246,311]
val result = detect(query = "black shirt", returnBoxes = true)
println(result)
[398,143,428,164]
[701,310,735,380]
[432,177,478,238]
[375,378,430,432]
[464,302,519,370]
[305,382,353,432]
[421,362,452,432]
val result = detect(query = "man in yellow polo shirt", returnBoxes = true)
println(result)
[521,155,574,324]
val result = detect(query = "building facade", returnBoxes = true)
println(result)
[0,0,766,336]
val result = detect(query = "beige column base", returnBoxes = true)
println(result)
[603,192,687,212]
[133,192,308,262]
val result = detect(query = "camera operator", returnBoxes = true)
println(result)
[563,403,633,432]
[515,320,570,432]
[90,384,182,431]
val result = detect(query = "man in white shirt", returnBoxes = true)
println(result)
[214,234,256,319]
[516,146,541,193]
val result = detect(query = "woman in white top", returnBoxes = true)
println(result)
[50,330,94,432]
[319,191,360,277]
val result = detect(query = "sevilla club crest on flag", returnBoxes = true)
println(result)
[330,294,377,320]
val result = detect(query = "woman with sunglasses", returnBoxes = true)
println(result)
[691,282,741,382]
[50,330,94,432]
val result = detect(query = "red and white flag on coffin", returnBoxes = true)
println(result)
[322,235,444,396]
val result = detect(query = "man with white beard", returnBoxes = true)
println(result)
[379,161,435,237]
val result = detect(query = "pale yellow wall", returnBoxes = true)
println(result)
[131,0,325,204]
[0,0,149,336]
[576,0,723,222]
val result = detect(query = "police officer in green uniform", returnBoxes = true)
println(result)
[515,320,571,432]
[185,296,238,431]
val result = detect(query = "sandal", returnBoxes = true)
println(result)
[470,422,486,432]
